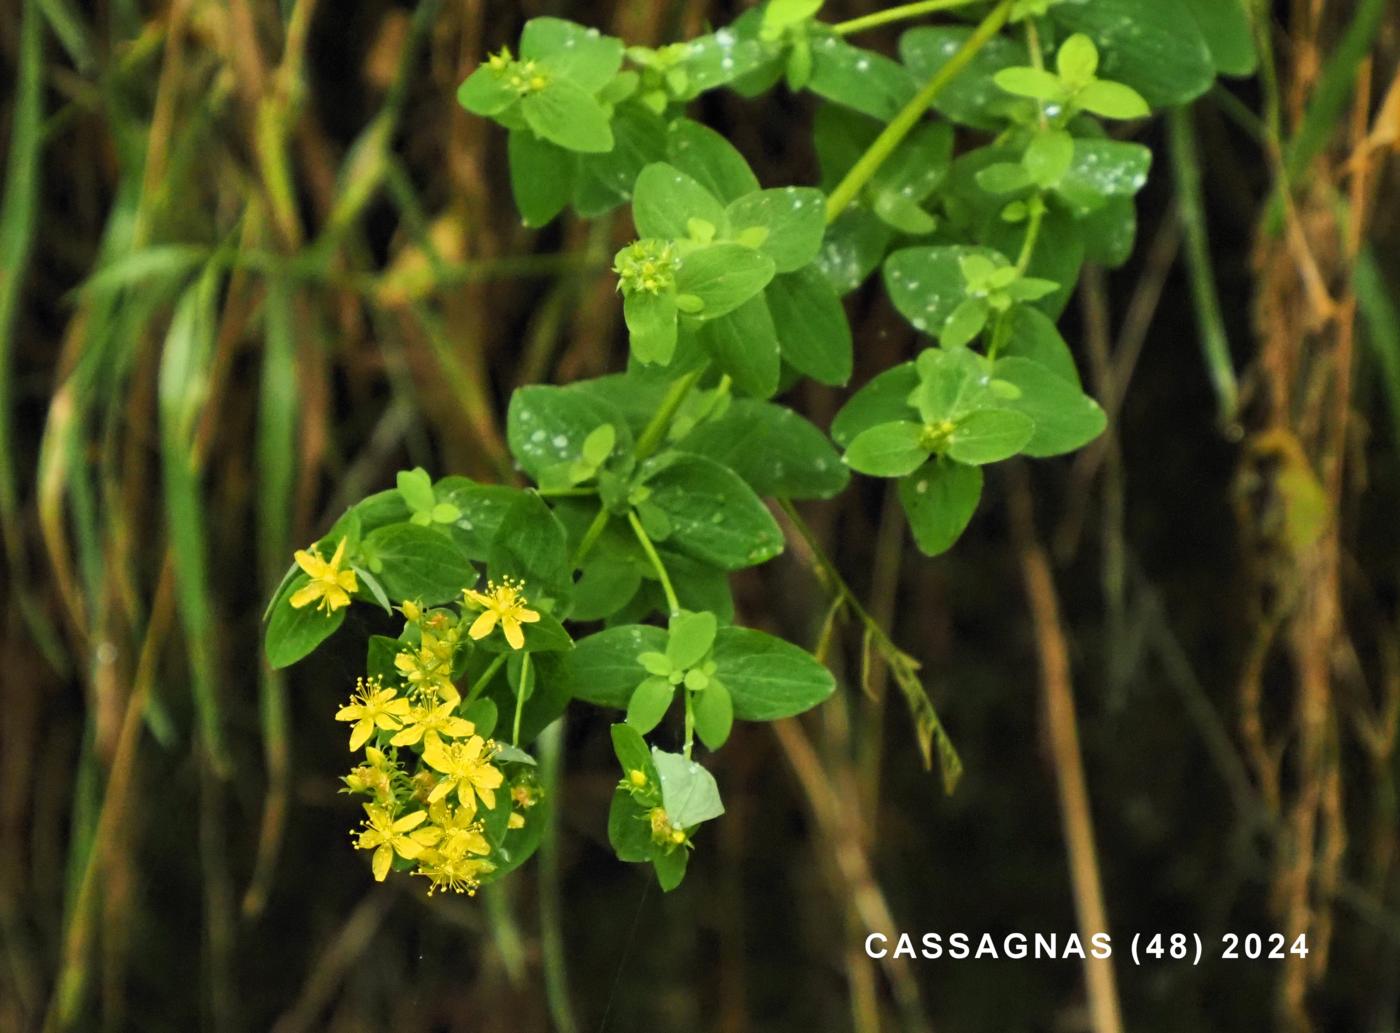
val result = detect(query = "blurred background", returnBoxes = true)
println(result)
[2,1,1398,1031]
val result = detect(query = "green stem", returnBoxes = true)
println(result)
[537,720,578,1032]
[1014,197,1045,274]
[825,0,1014,224]
[512,653,531,747]
[570,508,611,568]
[831,0,981,37]
[635,366,705,460]
[464,654,506,707]
[627,510,681,617]
[683,692,695,761]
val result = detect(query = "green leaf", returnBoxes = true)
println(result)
[696,296,780,398]
[639,452,784,571]
[844,421,930,477]
[633,162,727,241]
[651,843,689,890]
[679,23,779,97]
[488,492,570,602]
[567,626,670,707]
[872,191,937,235]
[911,346,990,423]
[945,409,1035,465]
[992,357,1107,456]
[363,523,475,604]
[940,296,990,348]
[624,290,679,365]
[830,362,919,446]
[651,749,725,827]
[627,676,675,733]
[674,243,775,319]
[508,385,633,483]
[612,722,659,778]
[1051,0,1213,108]
[436,482,530,560]
[508,130,574,227]
[458,66,517,116]
[265,578,346,669]
[473,609,575,653]
[1056,33,1099,85]
[884,245,1007,336]
[581,424,617,467]
[711,626,836,720]
[522,80,614,153]
[1182,0,1256,76]
[573,103,669,217]
[808,35,918,120]
[899,27,1030,129]
[608,789,653,862]
[1079,196,1138,269]
[667,610,717,668]
[395,467,435,513]
[680,399,848,499]
[665,119,761,202]
[993,66,1065,101]
[899,458,983,557]
[522,18,624,92]
[815,207,892,295]
[692,680,734,750]
[659,550,735,625]
[571,551,642,621]
[1023,128,1074,188]
[765,0,824,30]
[1076,79,1149,119]
[766,266,853,385]
[999,306,1081,386]
[724,188,825,273]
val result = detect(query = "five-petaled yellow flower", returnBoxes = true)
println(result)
[423,735,504,815]
[390,701,476,749]
[336,677,411,751]
[291,536,358,613]
[425,800,492,862]
[463,576,540,650]
[355,805,441,881]
[414,853,495,896]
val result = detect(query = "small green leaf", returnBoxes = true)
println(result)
[711,626,835,720]
[265,580,346,669]
[766,266,853,386]
[992,356,1108,456]
[633,162,727,241]
[1022,128,1074,188]
[1055,33,1099,85]
[844,421,930,478]
[1050,0,1213,107]
[522,18,624,92]
[627,676,675,733]
[724,188,826,273]
[487,492,570,603]
[692,680,734,750]
[667,610,717,668]
[569,627,670,707]
[364,523,475,604]
[651,749,725,827]
[396,467,435,513]
[993,66,1065,101]
[899,458,983,557]
[946,409,1035,465]
[697,296,780,399]
[639,452,784,571]
[680,399,849,499]
[674,243,776,319]
[522,80,614,153]
[884,245,1008,336]
[765,0,824,31]
[651,843,689,890]
[507,386,633,483]
[999,306,1081,386]
[899,27,1030,129]
[809,36,918,120]
[611,722,660,781]
[940,297,990,348]
[830,362,919,446]
[608,789,653,862]
[1076,79,1150,119]
[581,424,617,467]
[665,119,761,202]
[509,130,575,227]
[624,290,679,364]
[458,66,517,116]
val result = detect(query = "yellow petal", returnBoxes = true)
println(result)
[443,718,476,738]
[349,720,374,752]
[373,713,403,731]
[517,607,541,624]
[293,549,325,578]
[392,810,428,832]
[475,786,496,810]
[464,589,491,608]
[289,583,323,610]
[389,726,420,747]
[422,741,451,773]
[428,779,454,804]
[372,845,392,881]
[338,569,358,593]
[384,698,412,716]
[474,765,504,790]
[457,784,478,815]
[329,536,349,570]
[468,610,499,641]
[503,618,524,650]
[324,586,351,611]
[395,837,425,860]
[335,705,363,722]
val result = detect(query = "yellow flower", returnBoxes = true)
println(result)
[414,853,495,896]
[389,701,476,749]
[290,537,358,613]
[423,735,504,815]
[343,746,398,803]
[425,800,492,861]
[394,626,461,703]
[355,805,441,881]
[336,677,411,751]
[463,576,540,650]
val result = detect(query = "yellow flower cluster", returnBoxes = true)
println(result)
[336,598,538,896]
